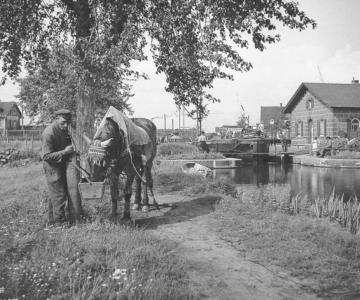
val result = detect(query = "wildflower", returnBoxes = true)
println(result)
[111,268,127,280]
[101,283,108,287]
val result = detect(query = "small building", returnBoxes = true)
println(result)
[283,80,360,143]
[0,101,22,134]
[260,103,289,135]
[215,125,243,136]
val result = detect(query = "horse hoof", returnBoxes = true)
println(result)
[142,205,150,213]
[132,204,140,210]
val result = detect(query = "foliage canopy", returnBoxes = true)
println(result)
[0,0,316,134]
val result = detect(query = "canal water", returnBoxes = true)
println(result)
[213,163,360,201]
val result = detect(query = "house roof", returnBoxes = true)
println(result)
[0,101,22,117]
[260,106,284,124]
[283,82,360,113]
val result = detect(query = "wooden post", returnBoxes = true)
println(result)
[66,154,83,224]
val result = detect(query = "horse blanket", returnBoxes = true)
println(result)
[95,106,150,146]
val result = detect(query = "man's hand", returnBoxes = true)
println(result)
[63,145,75,155]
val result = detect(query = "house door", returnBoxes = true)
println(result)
[308,120,313,143]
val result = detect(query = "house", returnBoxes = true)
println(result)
[283,80,360,143]
[260,103,289,136]
[0,101,22,134]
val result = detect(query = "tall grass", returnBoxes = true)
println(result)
[251,184,360,235]
[212,186,360,296]
[155,168,236,197]
[0,164,193,299]
[310,190,360,234]
[331,150,360,159]
[0,140,42,164]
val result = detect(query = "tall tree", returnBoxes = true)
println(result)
[17,43,135,124]
[0,0,316,151]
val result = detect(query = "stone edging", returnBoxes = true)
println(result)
[292,155,360,168]
[158,158,242,169]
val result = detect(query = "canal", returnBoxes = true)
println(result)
[213,163,360,201]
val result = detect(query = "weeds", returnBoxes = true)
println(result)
[157,142,224,160]
[212,186,360,296]
[0,164,192,299]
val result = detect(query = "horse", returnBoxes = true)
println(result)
[85,110,158,222]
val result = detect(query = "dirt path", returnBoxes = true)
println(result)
[135,194,320,300]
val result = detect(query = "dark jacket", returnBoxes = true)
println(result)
[42,122,72,165]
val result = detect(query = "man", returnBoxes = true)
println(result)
[42,109,75,225]
[312,137,319,156]
[198,131,210,153]
[320,136,332,157]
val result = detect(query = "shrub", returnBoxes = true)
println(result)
[157,142,224,160]
[157,142,200,156]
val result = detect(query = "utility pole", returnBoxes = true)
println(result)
[164,114,166,130]
[317,65,325,83]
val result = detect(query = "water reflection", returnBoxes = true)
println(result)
[213,163,360,201]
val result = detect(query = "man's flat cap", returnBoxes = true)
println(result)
[55,109,72,118]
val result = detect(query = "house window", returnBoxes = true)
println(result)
[306,98,314,110]
[319,119,326,136]
[296,121,303,136]
[351,118,360,131]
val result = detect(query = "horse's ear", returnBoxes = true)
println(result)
[83,133,91,145]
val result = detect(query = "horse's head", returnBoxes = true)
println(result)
[86,118,125,181]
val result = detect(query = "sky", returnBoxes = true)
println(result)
[1,0,360,132]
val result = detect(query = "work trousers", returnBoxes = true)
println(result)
[43,162,68,223]
[200,141,210,153]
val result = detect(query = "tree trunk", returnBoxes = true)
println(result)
[75,82,96,153]
[66,154,82,224]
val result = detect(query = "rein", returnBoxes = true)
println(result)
[88,138,146,184]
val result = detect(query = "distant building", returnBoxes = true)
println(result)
[157,128,197,141]
[283,80,360,143]
[0,101,22,134]
[215,125,243,136]
[260,103,288,135]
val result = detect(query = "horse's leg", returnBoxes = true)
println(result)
[132,172,142,211]
[109,170,120,221]
[141,156,150,212]
[146,161,159,210]
[123,172,135,221]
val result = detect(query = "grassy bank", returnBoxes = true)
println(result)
[156,142,224,160]
[151,168,360,297]
[211,185,360,298]
[0,140,41,166]
[0,163,192,299]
